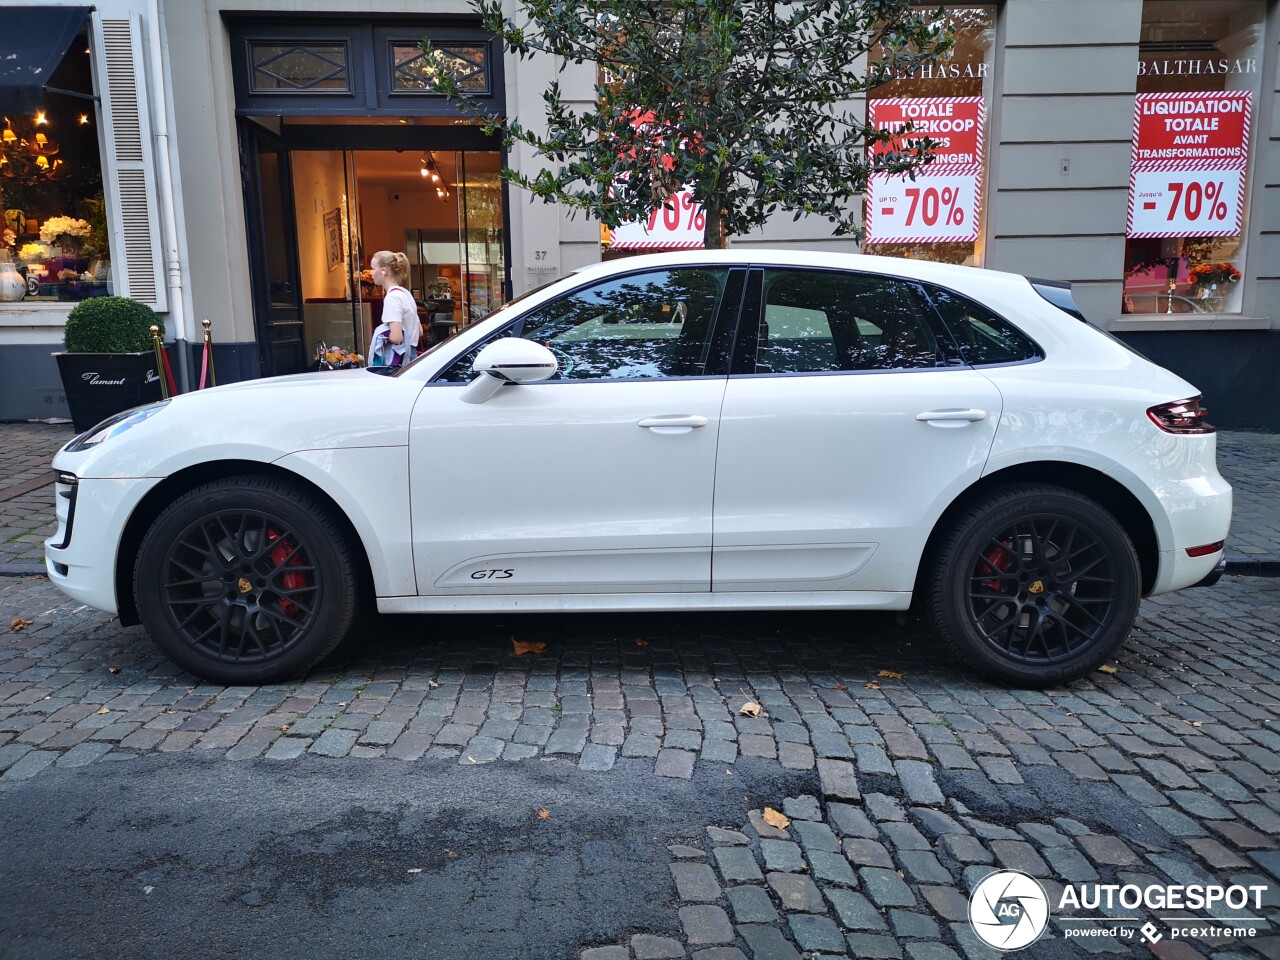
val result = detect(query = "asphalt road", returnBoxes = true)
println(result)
[1,752,812,960]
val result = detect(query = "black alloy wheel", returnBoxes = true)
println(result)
[135,476,358,684]
[929,485,1141,687]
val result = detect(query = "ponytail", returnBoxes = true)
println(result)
[372,250,411,285]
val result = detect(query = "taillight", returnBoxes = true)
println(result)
[1147,396,1215,434]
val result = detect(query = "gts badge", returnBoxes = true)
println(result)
[471,569,515,580]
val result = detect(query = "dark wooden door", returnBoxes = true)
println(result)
[241,120,306,376]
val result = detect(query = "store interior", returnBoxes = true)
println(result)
[288,146,504,358]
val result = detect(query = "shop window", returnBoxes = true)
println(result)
[1122,0,1265,316]
[863,5,996,266]
[391,44,489,95]
[248,42,351,94]
[1,30,111,306]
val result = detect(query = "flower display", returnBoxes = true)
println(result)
[18,242,51,263]
[0,228,15,250]
[1188,262,1241,288]
[313,342,364,370]
[38,216,91,246]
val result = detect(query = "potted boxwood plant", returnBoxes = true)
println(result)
[55,295,165,432]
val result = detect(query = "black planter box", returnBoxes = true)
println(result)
[55,351,164,433]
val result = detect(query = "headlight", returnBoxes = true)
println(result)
[65,401,170,452]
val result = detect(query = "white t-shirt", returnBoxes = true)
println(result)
[382,285,421,352]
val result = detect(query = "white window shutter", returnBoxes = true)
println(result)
[93,14,167,312]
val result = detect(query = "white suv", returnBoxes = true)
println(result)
[46,251,1232,687]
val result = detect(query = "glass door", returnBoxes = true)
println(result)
[291,150,366,363]
[455,151,505,324]
[281,146,507,361]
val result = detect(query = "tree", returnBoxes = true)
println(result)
[423,1,954,248]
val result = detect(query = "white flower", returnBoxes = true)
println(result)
[39,216,91,244]
[18,242,51,262]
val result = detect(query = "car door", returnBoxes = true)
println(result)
[408,266,743,596]
[711,267,1003,594]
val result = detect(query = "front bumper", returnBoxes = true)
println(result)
[45,473,160,615]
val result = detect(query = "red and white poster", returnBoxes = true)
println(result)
[865,97,985,244]
[606,187,706,250]
[1127,92,1252,238]
[605,109,707,251]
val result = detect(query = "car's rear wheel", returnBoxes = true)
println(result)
[134,476,358,684]
[928,485,1140,687]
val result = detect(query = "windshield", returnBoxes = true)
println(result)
[379,277,567,377]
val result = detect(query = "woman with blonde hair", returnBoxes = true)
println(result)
[367,250,421,368]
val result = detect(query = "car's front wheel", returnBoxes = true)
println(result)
[134,476,358,684]
[928,485,1141,687]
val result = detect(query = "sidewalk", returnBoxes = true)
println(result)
[1,421,1277,575]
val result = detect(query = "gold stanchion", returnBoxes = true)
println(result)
[201,319,218,389]
[150,325,170,400]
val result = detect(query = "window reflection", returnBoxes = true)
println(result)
[435,268,729,382]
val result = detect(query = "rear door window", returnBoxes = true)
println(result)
[923,285,1042,366]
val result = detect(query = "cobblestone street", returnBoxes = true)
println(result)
[1,422,1278,959]
[2,572,1278,958]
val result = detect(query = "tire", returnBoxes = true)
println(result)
[134,475,359,684]
[928,484,1141,687]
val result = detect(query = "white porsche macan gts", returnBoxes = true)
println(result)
[46,251,1232,687]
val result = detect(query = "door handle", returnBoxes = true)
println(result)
[637,414,709,434]
[916,408,987,424]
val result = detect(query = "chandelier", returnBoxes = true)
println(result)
[0,114,64,183]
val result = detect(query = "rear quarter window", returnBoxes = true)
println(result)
[924,285,1042,366]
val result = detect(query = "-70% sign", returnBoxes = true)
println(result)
[1129,168,1243,238]
[646,191,706,233]
[609,187,707,249]
[866,172,980,243]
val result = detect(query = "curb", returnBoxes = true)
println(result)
[0,564,46,577]
[1224,557,1280,577]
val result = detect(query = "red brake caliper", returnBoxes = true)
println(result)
[979,541,1014,592]
[266,528,310,618]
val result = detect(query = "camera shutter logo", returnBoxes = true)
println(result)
[969,870,1050,951]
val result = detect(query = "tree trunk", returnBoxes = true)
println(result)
[702,193,727,249]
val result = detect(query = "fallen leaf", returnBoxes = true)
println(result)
[536,808,551,820]
[864,681,880,690]
[10,618,33,632]
[428,680,440,690]
[634,638,649,647]
[512,639,547,656]
[763,807,790,830]
[1183,720,1203,728]
[279,724,290,733]
[467,756,477,764]
[107,666,121,675]
[834,684,848,691]
[96,707,111,715]
[739,701,762,718]
[1097,664,1118,675]
[877,670,903,680]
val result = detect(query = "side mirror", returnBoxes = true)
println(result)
[460,337,558,404]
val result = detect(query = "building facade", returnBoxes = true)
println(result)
[2,0,1278,427]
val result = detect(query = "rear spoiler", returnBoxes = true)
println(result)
[1026,277,1088,323]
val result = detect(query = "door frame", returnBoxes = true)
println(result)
[239,118,307,377]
